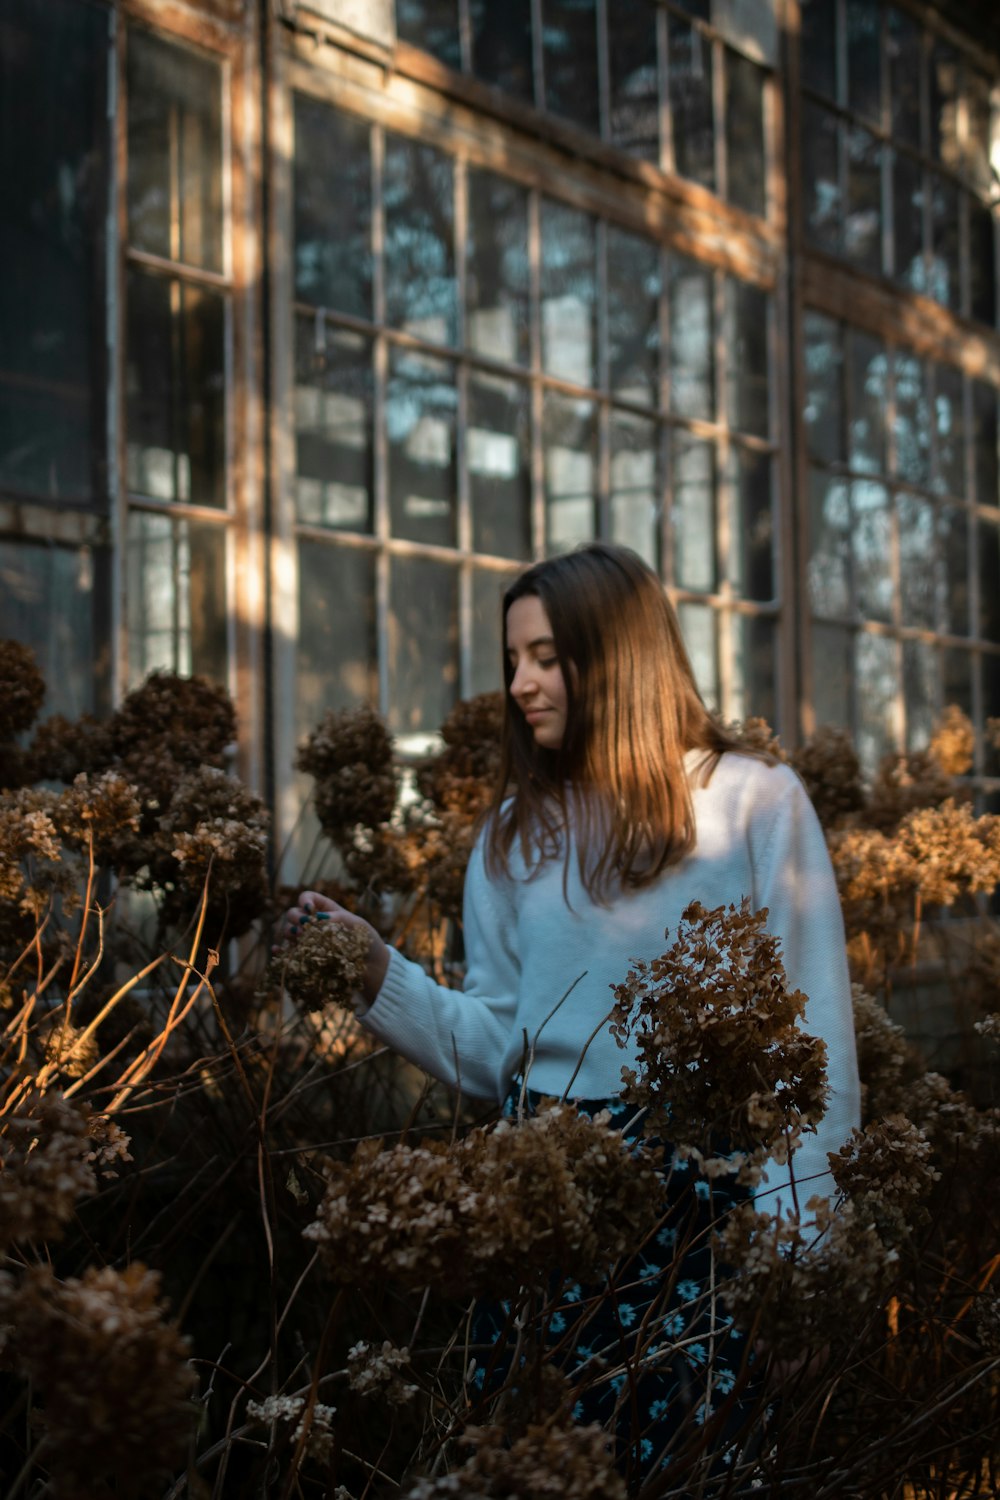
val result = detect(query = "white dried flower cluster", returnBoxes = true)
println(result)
[246,1393,337,1463]
[86,1115,134,1179]
[975,1013,1000,1042]
[347,1340,417,1404]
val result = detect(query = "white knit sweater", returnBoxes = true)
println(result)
[362,752,861,1215]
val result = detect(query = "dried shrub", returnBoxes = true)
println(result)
[829,1114,939,1246]
[402,1420,626,1500]
[0,1094,96,1250]
[789,726,865,830]
[0,638,46,740]
[297,705,398,838]
[416,691,504,818]
[271,918,371,1011]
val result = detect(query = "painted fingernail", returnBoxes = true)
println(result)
[303,900,314,913]
[315,912,331,921]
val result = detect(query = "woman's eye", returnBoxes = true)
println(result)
[538,657,558,670]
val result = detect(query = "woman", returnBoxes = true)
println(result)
[283,542,860,1477]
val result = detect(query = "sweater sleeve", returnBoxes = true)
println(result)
[747,764,861,1219]
[358,832,522,1101]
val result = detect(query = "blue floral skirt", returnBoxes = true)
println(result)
[471,1091,765,1490]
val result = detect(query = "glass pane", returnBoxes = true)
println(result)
[669,16,715,192]
[942,645,974,722]
[903,638,937,751]
[470,0,534,100]
[609,1,660,160]
[297,540,376,729]
[388,555,459,735]
[126,270,226,507]
[542,0,599,133]
[0,540,101,719]
[846,0,881,123]
[893,351,930,487]
[471,567,518,698]
[714,0,777,66]
[610,412,659,568]
[847,330,887,473]
[897,491,936,630]
[384,134,456,345]
[929,40,960,171]
[677,601,718,709]
[811,622,852,731]
[544,394,596,552]
[984,654,1000,776]
[466,168,530,366]
[725,50,765,219]
[672,431,716,593]
[804,311,843,465]
[928,175,960,310]
[0,0,108,504]
[728,448,773,601]
[731,614,776,727]
[670,256,714,421]
[396,0,462,69]
[293,95,371,320]
[807,469,851,617]
[939,505,969,638]
[127,511,227,688]
[386,350,457,547]
[801,0,837,99]
[540,199,597,385]
[852,479,893,622]
[966,70,994,194]
[294,320,373,532]
[803,101,841,255]
[969,199,997,329]
[888,8,922,147]
[607,226,661,405]
[934,364,965,498]
[725,280,769,438]
[845,125,882,275]
[856,630,898,769]
[892,150,925,293]
[127,30,222,273]
[980,519,1000,642]
[468,372,532,559]
[972,381,999,508]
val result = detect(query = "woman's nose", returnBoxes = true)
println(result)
[510,662,536,699]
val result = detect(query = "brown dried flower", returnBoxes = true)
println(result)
[54,770,141,864]
[416,691,504,818]
[973,1293,1000,1356]
[829,1115,939,1245]
[0,1093,96,1250]
[297,705,398,837]
[0,639,46,739]
[789,727,865,830]
[271,919,371,1011]
[866,749,954,832]
[929,704,975,777]
[29,712,115,784]
[111,670,235,771]
[850,986,921,1120]
[402,1420,625,1500]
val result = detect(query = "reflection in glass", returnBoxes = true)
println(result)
[728,448,773,601]
[396,0,461,69]
[544,395,596,552]
[294,320,372,532]
[929,175,960,310]
[127,511,227,688]
[934,364,965,498]
[807,469,850,617]
[388,555,459,734]
[893,352,930,486]
[293,96,371,320]
[610,413,658,568]
[888,8,922,146]
[540,199,597,385]
[672,432,715,592]
[466,169,530,365]
[979,520,1000,642]
[845,126,882,275]
[800,0,837,99]
[297,539,376,730]
[677,602,718,709]
[725,280,769,438]
[726,51,765,218]
[802,101,841,255]
[384,135,456,345]
[939,506,969,638]
[543,0,599,132]
[0,541,99,719]
[892,150,925,293]
[470,0,534,100]
[969,199,997,329]
[856,630,898,770]
[731,614,776,727]
[852,480,892,622]
[903,638,937,750]
[607,226,661,405]
[386,350,456,547]
[811,621,853,731]
[468,373,531,559]
[928,40,959,171]
[670,257,714,420]
[846,0,881,122]
[804,311,843,465]
[966,70,993,194]
[126,270,226,507]
[127,30,223,272]
[609,2,660,160]
[848,330,887,473]
[973,382,999,508]
[471,567,518,697]
[669,16,715,192]
[897,492,936,630]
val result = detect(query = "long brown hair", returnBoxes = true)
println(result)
[485,542,751,900]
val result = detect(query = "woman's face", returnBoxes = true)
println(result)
[505,595,569,751]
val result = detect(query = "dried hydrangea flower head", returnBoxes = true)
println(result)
[0,638,46,741]
[271,918,371,1012]
[0,1093,97,1251]
[790,726,865,831]
[416,691,504,818]
[610,899,829,1183]
[829,1114,939,1246]
[402,1420,625,1500]
[297,704,398,838]
[929,704,975,777]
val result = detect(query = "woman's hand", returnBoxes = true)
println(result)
[277,890,390,1006]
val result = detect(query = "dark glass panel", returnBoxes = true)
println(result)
[725,279,769,438]
[540,198,597,385]
[609,1,660,160]
[297,540,376,729]
[471,566,518,697]
[672,432,716,593]
[386,349,457,547]
[845,125,882,275]
[934,364,965,499]
[942,645,974,722]
[929,39,960,172]
[979,519,1000,642]
[984,652,1000,775]
[388,554,459,735]
[127,30,222,272]
[0,0,108,503]
[846,0,881,123]
[856,630,898,769]
[803,310,843,466]
[731,614,776,727]
[610,412,659,569]
[847,329,887,474]
[897,491,937,630]
[929,174,960,311]
[467,372,532,559]
[542,0,600,133]
[466,168,530,366]
[673,0,710,18]
[384,134,456,345]
[852,479,892,622]
[293,95,372,320]
[802,101,841,256]
[470,0,534,101]
[0,540,103,719]
[973,381,999,508]
[677,602,719,709]
[893,351,930,488]
[294,320,373,532]
[903,638,937,751]
[726,50,765,218]
[669,15,715,192]
[938,505,969,638]
[811,622,853,731]
[728,447,773,602]
[888,8,922,147]
[126,270,226,507]
[670,256,714,421]
[543,394,596,552]
[807,469,851,618]
[969,199,997,329]
[800,0,837,100]
[396,0,462,69]
[607,226,661,406]
[127,511,227,688]
[891,150,925,294]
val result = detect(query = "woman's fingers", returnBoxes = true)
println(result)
[273,891,358,953]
